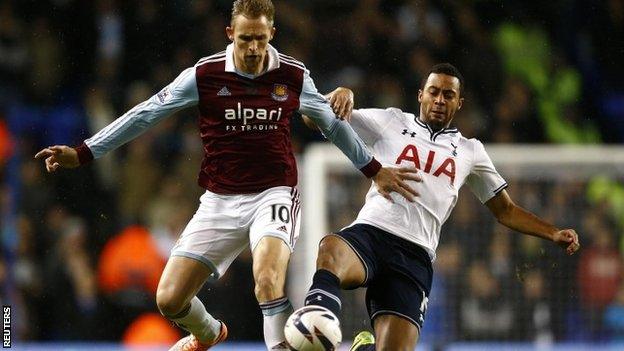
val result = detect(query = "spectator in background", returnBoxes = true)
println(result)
[460,261,514,340]
[0,118,14,165]
[491,78,543,143]
[0,253,7,306]
[122,313,181,347]
[98,225,165,298]
[396,0,449,51]
[0,1,27,103]
[516,270,554,344]
[13,215,42,340]
[26,17,64,105]
[18,159,55,226]
[604,283,624,341]
[489,228,514,282]
[39,205,98,340]
[95,0,123,84]
[83,85,118,190]
[578,225,623,337]
[98,225,166,338]
[423,241,463,344]
[118,140,162,224]
[147,177,195,259]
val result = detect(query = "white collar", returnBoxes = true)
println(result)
[224,43,280,77]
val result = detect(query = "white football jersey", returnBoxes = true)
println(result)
[348,108,507,260]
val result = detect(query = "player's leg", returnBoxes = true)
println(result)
[350,316,418,351]
[305,224,378,318]
[159,190,248,350]
[248,187,301,350]
[252,236,293,349]
[353,230,432,351]
[157,256,225,345]
[373,315,419,351]
[303,235,367,317]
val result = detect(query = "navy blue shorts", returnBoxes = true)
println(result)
[332,223,433,330]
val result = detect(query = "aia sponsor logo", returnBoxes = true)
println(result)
[396,144,456,185]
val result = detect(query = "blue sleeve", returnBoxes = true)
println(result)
[84,67,198,159]
[298,70,374,170]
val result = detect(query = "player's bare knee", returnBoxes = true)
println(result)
[315,250,339,271]
[316,236,344,270]
[156,285,187,317]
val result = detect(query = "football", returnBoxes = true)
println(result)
[284,306,342,351]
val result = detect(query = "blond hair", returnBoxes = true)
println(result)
[231,0,275,25]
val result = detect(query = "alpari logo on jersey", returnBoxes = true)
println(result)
[225,102,283,125]
[396,144,456,185]
[271,84,289,102]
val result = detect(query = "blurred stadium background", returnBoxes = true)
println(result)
[0,0,623,350]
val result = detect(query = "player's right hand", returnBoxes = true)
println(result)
[326,87,354,121]
[373,166,422,202]
[553,229,580,255]
[34,145,80,172]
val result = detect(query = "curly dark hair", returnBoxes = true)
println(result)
[422,63,465,95]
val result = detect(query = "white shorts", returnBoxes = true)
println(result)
[171,186,301,280]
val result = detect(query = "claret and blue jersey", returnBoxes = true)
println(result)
[77,44,379,195]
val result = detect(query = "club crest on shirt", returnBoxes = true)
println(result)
[271,84,289,102]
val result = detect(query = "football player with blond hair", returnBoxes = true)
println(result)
[35,1,420,350]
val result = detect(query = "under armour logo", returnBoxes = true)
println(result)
[304,296,322,305]
[451,143,458,156]
[402,129,416,138]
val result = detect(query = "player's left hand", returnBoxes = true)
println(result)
[553,229,580,255]
[326,87,354,122]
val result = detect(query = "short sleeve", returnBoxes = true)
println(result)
[466,140,508,203]
[350,109,395,146]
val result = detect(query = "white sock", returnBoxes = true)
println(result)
[170,296,222,343]
[259,297,294,349]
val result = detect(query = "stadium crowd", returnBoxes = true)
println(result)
[0,0,623,345]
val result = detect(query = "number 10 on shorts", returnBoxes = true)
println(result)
[271,204,291,223]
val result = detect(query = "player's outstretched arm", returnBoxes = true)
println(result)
[35,67,199,172]
[301,87,354,130]
[485,189,580,255]
[35,145,80,173]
